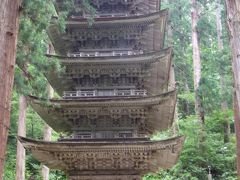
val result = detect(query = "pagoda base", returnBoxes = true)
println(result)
[69,175,141,180]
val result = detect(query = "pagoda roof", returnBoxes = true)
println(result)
[55,0,161,15]
[27,90,177,134]
[46,48,173,96]
[66,10,167,26]
[19,136,184,175]
[48,47,172,64]
[48,10,168,55]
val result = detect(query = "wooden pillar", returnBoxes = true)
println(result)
[0,0,20,178]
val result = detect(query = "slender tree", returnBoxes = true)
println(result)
[41,84,54,180]
[41,124,52,180]
[0,0,20,178]
[224,0,240,177]
[215,0,230,143]
[16,95,27,180]
[191,0,204,123]
[166,11,179,135]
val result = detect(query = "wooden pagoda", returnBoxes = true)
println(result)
[19,0,184,179]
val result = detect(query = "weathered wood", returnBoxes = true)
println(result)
[27,91,177,135]
[46,49,172,96]
[224,0,240,177]
[19,136,185,175]
[0,0,20,178]
[23,0,183,178]
[16,95,27,180]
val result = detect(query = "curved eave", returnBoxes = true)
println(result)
[46,48,173,96]
[27,90,177,134]
[28,90,175,107]
[47,47,172,65]
[55,0,162,14]
[67,10,168,27]
[19,135,184,172]
[47,10,168,55]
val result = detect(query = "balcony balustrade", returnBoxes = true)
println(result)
[71,13,132,19]
[58,130,148,140]
[63,89,147,98]
[68,50,143,57]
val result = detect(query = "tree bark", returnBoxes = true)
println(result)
[191,0,204,123]
[0,0,20,178]
[166,5,179,135]
[41,124,52,180]
[41,84,54,180]
[224,0,240,177]
[234,91,240,179]
[16,95,27,180]
[216,0,230,143]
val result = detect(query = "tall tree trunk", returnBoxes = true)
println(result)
[178,2,191,116]
[41,125,52,180]
[234,91,240,179]
[191,0,204,123]
[216,0,230,143]
[166,5,179,135]
[41,84,54,180]
[184,75,191,115]
[0,1,20,178]
[16,95,27,180]
[224,0,240,177]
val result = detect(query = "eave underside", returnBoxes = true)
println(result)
[48,10,168,55]
[19,136,184,176]
[27,90,177,134]
[46,48,173,96]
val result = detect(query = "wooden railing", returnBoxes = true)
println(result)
[58,130,148,140]
[71,12,141,19]
[63,89,147,98]
[68,50,143,58]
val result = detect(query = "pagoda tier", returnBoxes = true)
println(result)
[56,0,161,18]
[48,10,167,55]
[19,136,184,180]
[27,90,176,137]
[46,48,172,96]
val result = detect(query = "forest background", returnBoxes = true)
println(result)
[2,0,238,179]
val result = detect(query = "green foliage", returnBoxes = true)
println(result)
[15,0,60,97]
[145,114,237,180]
